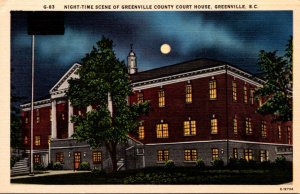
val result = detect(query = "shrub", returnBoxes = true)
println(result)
[260,160,271,169]
[248,159,258,169]
[53,162,63,170]
[47,161,54,170]
[238,158,248,168]
[211,158,224,168]
[78,161,90,171]
[34,162,45,171]
[164,160,175,169]
[195,159,205,170]
[227,157,238,169]
[91,168,106,176]
[274,156,287,169]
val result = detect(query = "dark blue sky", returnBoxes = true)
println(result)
[11,11,292,103]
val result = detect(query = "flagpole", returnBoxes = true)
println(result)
[30,34,35,175]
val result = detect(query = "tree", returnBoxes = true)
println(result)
[255,37,292,121]
[67,37,149,172]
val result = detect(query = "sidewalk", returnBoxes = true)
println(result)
[11,170,90,179]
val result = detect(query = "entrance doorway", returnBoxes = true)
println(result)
[74,152,81,170]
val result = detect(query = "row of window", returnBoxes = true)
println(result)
[24,135,51,146]
[52,151,102,164]
[138,118,291,141]
[136,79,259,107]
[156,148,269,162]
[24,110,66,124]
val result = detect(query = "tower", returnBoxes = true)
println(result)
[128,44,137,74]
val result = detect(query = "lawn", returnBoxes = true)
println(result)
[11,166,292,185]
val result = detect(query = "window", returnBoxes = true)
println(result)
[278,125,282,140]
[232,81,237,101]
[212,148,219,160]
[185,84,192,103]
[184,149,197,161]
[56,152,64,163]
[156,123,168,138]
[211,115,218,134]
[243,85,248,103]
[48,135,51,144]
[158,89,165,107]
[34,154,41,164]
[25,117,28,124]
[93,151,102,164]
[250,89,254,104]
[244,149,253,161]
[34,136,41,146]
[36,109,40,123]
[24,136,28,145]
[137,92,144,104]
[233,115,238,134]
[245,117,252,135]
[209,80,217,99]
[259,150,268,162]
[50,109,52,121]
[184,120,196,136]
[138,125,145,140]
[261,121,267,138]
[61,113,65,120]
[233,148,238,159]
[287,126,292,144]
[157,150,169,162]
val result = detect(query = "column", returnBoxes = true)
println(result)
[108,92,113,117]
[68,100,74,138]
[51,99,57,139]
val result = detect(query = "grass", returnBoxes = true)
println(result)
[11,166,292,185]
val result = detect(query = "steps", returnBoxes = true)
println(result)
[117,158,125,171]
[11,158,29,176]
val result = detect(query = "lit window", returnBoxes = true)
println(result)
[156,123,168,138]
[36,109,40,123]
[244,149,253,161]
[48,135,51,144]
[232,81,237,101]
[56,152,64,163]
[209,80,217,99]
[138,125,145,140]
[211,115,218,134]
[244,85,248,103]
[233,148,238,159]
[287,126,292,144]
[233,115,238,134]
[184,149,197,161]
[61,113,65,120]
[157,150,169,162]
[186,84,192,103]
[250,89,254,104]
[259,150,268,162]
[34,154,41,164]
[212,148,219,160]
[25,115,29,124]
[261,121,267,138]
[158,89,165,107]
[93,151,102,164]
[24,136,28,145]
[137,92,144,104]
[245,117,252,135]
[278,125,282,140]
[184,120,196,136]
[34,136,41,146]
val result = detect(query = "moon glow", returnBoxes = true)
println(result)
[160,43,171,54]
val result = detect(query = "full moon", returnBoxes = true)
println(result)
[160,43,171,54]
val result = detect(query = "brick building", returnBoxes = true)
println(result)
[20,49,292,170]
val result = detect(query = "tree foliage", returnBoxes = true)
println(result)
[67,37,149,171]
[255,37,292,121]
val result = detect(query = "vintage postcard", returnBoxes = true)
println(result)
[1,0,299,193]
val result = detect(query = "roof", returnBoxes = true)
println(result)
[130,58,227,83]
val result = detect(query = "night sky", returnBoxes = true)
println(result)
[11,11,292,103]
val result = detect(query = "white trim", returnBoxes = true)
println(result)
[133,70,226,91]
[50,63,81,93]
[21,99,51,110]
[276,152,293,155]
[125,146,134,151]
[51,145,90,150]
[25,149,49,153]
[145,139,292,146]
[227,70,263,87]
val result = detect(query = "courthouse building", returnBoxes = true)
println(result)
[20,48,293,170]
